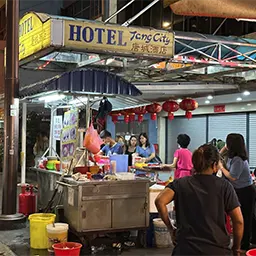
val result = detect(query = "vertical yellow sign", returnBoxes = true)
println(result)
[19,13,51,61]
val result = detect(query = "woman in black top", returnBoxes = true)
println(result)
[125,135,137,166]
[155,144,243,256]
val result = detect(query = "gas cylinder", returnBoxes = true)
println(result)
[27,185,36,215]
[19,185,29,216]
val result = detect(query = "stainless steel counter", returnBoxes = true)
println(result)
[60,178,150,233]
[28,167,63,210]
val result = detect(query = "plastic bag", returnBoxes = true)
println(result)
[83,124,103,154]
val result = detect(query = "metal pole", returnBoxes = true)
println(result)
[0,0,25,229]
[21,102,27,184]
[49,107,57,156]
[122,0,160,26]
[213,18,227,36]
[104,0,135,24]
[1,0,20,215]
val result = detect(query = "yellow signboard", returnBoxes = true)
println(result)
[64,20,174,58]
[19,13,51,61]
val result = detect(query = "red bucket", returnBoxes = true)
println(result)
[247,249,256,256]
[52,242,82,256]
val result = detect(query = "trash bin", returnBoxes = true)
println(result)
[153,218,172,248]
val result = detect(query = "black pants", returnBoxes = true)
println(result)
[235,185,256,250]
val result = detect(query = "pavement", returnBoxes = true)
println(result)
[0,222,171,256]
[0,172,172,256]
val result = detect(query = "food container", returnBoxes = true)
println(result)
[46,223,69,252]
[115,172,135,180]
[46,157,59,170]
[88,166,99,174]
[73,166,89,174]
[55,162,61,171]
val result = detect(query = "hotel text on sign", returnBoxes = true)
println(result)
[64,20,174,58]
[19,13,51,61]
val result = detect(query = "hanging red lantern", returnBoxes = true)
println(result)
[134,106,147,123]
[129,113,135,122]
[110,112,121,124]
[120,110,130,124]
[146,103,162,121]
[179,98,198,119]
[124,115,129,124]
[126,109,136,122]
[162,100,180,121]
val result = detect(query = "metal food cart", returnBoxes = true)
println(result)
[57,178,150,245]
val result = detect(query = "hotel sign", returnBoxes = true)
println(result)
[19,13,51,61]
[18,12,174,63]
[64,20,174,58]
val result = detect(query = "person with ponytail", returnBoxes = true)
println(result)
[155,144,243,256]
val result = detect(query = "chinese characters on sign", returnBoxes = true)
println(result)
[53,116,63,140]
[131,43,168,55]
[214,105,226,113]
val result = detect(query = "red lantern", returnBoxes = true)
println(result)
[126,109,136,122]
[162,100,180,121]
[179,98,198,119]
[129,113,135,122]
[146,103,162,121]
[134,106,147,123]
[110,112,121,124]
[120,110,130,124]
[124,115,129,124]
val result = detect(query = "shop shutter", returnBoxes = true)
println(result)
[249,113,256,168]
[166,116,207,163]
[208,114,247,143]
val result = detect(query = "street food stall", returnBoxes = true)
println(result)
[17,11,175,247]
[19,67,150,208]
[18,10,174,207]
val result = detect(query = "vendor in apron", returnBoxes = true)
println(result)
[163,134,193,179]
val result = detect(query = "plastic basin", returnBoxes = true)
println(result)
[247,249,256,256]
[53,242,82,256]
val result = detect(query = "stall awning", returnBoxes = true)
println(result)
[19,68,149,111]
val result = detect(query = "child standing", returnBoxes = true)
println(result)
[164,134,193,179]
